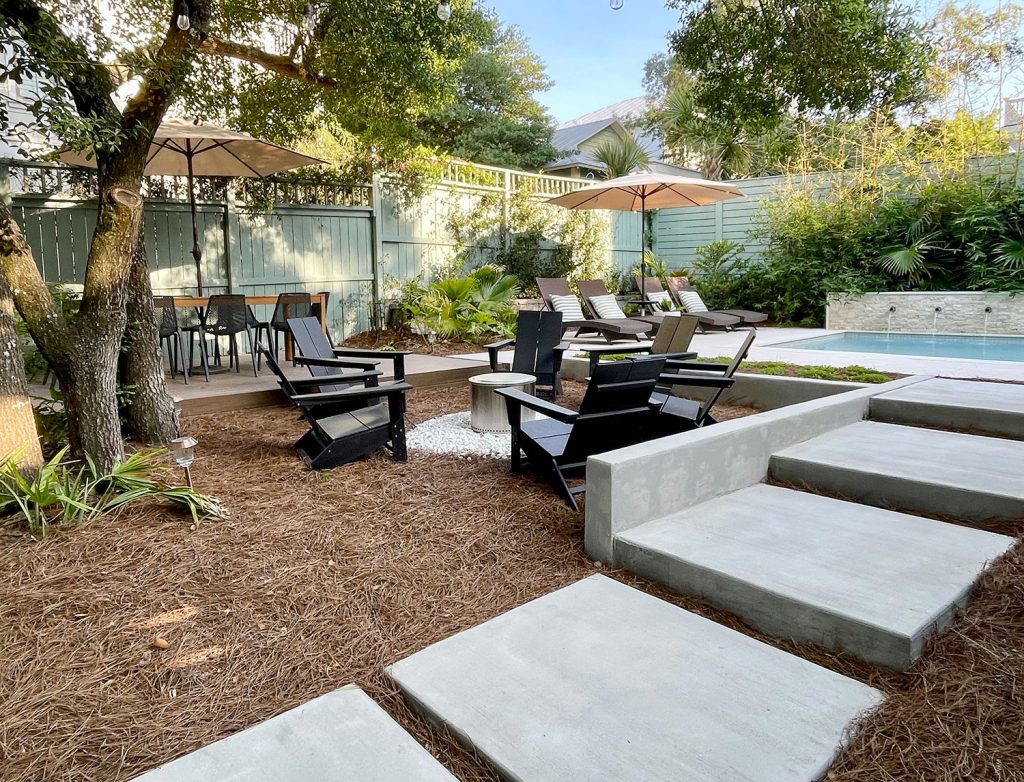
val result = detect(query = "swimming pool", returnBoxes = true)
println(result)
[773,331,1024,363]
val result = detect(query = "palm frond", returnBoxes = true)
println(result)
[589,135,651,179]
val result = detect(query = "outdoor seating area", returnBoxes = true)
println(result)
[4,2,1024,781]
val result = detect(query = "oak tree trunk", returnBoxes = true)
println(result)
[122,241,178,443]
[0,270,42,468]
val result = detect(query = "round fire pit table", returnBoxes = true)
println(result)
[469,372,537,433]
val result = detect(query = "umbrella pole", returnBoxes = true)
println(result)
[639,192,647,309]
[185,141,203,295]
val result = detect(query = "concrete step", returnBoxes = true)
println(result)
[132,684,457,781]
[389,575,881,782]
[870,377,1024,439]
[769,420,1024,522]
[615,484,1013,669]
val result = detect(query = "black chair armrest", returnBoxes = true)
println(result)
[295,356,380,371]
[486,339,515,370]
[291,381,413,407]
[660,351,698,361]
[552,343,570,373]
[657,373,735,389]
[665,360,729,372]
[285,371,382,388]
[331,348,409,380]
[495,388,578,424]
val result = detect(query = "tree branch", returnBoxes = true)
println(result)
[199,35,337,88]
[0,0,119,123]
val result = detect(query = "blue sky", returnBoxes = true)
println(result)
[485,1,681,124]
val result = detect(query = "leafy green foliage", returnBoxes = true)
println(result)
[0,448,224,536]
[701,358,895,384]
[399,266,519,341]
[667,0,934,132]
[589,135,651,179]
[419,18,561,170]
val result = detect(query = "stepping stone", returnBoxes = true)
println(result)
[871,377,1024,438]
[770,420,1024,521]
[132,684,456,781]
[389,575,881,782]
[615,484,1013,669]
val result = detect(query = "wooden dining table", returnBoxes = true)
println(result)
[170,293,328,361]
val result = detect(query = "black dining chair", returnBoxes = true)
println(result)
[269,292,313,361]
[189,294,260,378]
[154,296,198,384]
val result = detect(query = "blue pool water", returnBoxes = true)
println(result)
[774,331,1024,363]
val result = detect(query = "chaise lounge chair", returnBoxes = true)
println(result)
[653,329,757,431]
[536,278,650,342]
[664,276,768,328]
[636,276,742,333]
[496,356,667,510]
[485,310,569,399]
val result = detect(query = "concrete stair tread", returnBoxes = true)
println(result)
[132,684,456,781]
[389,575,882,782]
[615,484,1013,667]
[870,377,1024,437]
[769,421,1024,521]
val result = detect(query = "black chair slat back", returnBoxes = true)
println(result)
[509,310,563,379]
[287,316,353,392]
[563,356,666,462]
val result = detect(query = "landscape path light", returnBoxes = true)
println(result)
[169,436,199,488]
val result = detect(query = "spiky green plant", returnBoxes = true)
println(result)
[590,135,651,178]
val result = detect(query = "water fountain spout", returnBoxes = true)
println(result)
[886,305,896,337]
[983,306,992,337]
[932,306,942,336]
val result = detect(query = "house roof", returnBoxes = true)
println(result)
[548,96,667,171]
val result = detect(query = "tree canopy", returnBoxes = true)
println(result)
[666,0,934,132]
[418,19,561,170]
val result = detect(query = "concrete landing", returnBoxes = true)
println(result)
[770,421,1024,521]
[871,377,1024,438]
[615,484,1013,669]
[389,575,881,782]
[132,684,456,781]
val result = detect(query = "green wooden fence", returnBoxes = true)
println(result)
[4,159,641,340]
[653,172,829,268]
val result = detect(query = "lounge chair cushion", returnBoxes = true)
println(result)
[550,294,586,322]
[590,294,627,319]
[648,290,673,308]
[676,290,709,313]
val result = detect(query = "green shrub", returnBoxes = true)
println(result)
[400,265,519,341]
[0,448,224,536]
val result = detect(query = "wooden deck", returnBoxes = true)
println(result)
[29,352,492,416]
[168,352,491,414]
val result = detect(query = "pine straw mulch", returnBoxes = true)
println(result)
[342,328,483,357]
[0,382,1021,781]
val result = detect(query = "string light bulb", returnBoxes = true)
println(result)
[176,1,191,30]
[437,0,451,21]
[610,0,624,9]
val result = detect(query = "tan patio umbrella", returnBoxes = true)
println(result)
[547,171,745,291]
[61,118,326,293]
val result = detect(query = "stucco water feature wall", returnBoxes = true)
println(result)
[826,292,1024,334]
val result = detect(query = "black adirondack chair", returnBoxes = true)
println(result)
[261,347,411,469]
[287,316,411,390]
[485,310,568,399]
[496,356,668,510]
[653,329,757,431]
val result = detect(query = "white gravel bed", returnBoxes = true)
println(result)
[407,412,511,459]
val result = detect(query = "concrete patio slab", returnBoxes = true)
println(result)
[132,684,456,781]
[389,575,882,782]
[615,484,1013,669]
[770,421,1024,521]
[871,377,1024,438]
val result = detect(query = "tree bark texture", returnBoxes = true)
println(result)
[122,242,178,443]
[0,267,42,468]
